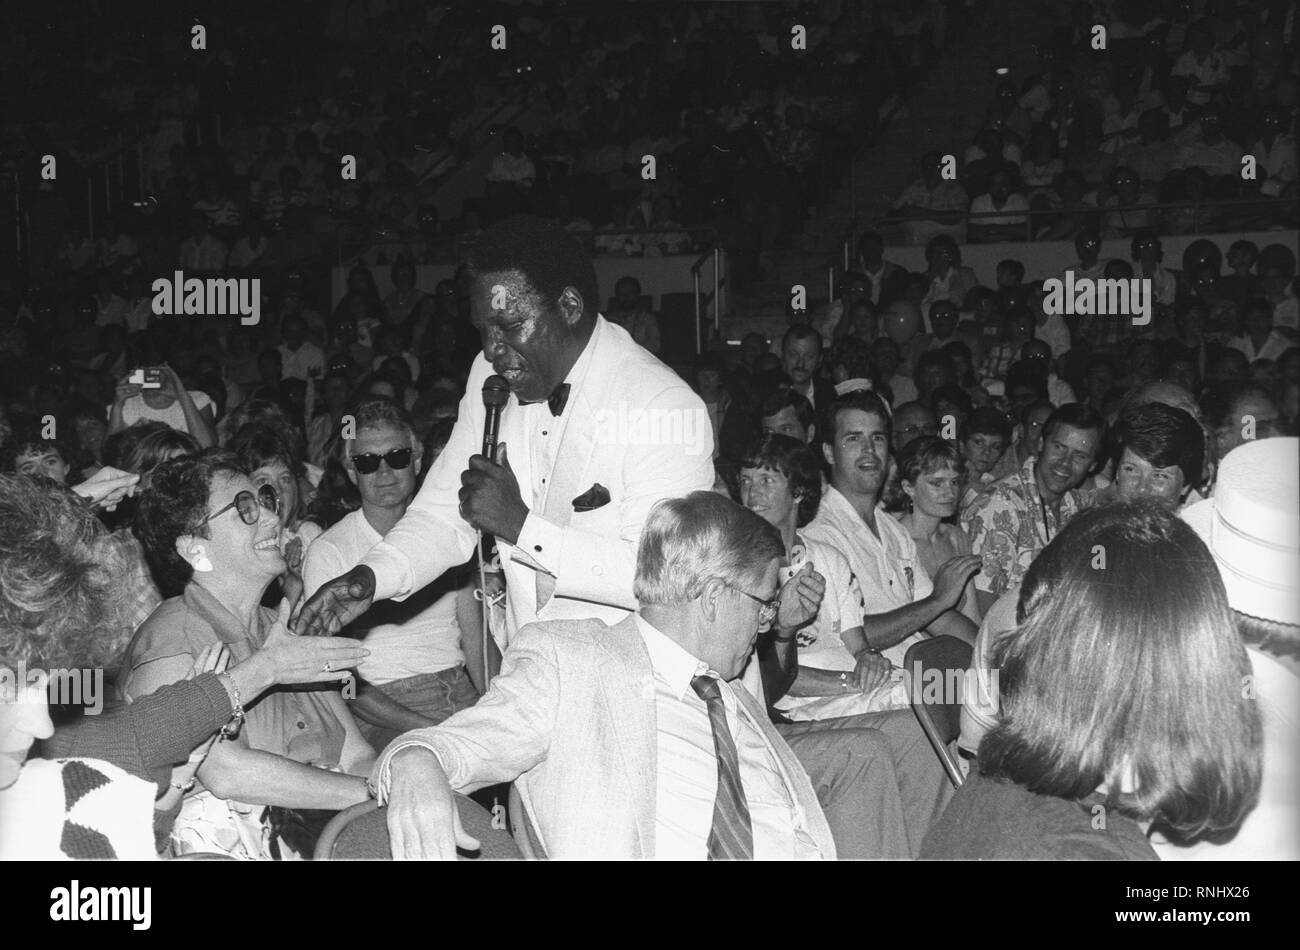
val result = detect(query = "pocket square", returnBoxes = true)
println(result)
[572,482,611,512]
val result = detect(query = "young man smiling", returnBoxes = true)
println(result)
[802,391,979,667]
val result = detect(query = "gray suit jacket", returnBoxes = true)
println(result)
[373,616,836,859]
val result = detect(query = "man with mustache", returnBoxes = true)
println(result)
[295,216,715,652]
[961,403,1104,615]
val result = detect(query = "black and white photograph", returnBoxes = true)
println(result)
[0,0,1295,925]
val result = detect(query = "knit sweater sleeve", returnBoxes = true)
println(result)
[43,673,233,793]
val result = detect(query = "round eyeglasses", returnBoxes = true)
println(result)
[196,484,279,528]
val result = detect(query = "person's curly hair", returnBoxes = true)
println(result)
[134,449,246,596]
[0,475,129,669]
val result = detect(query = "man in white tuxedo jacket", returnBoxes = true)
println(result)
[371,492,838,859]
[295,216,715,647]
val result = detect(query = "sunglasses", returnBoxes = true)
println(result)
[197,484,279,528]
[350,448,413,474]
[729,584,780,632]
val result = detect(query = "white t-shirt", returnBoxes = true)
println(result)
[303,509,465,686]
[114,391,214,434]
[969,192,1030,226]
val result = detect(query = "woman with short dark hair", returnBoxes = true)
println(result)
[922,503,1262,859]
[1109,403,1205,509]
[738,433,901,717]
[0,473,367,859]
[122,450,377,858]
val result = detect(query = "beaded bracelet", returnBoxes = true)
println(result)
[218,672,245,740]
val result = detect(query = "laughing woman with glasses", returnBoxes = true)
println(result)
[120,449,377,859]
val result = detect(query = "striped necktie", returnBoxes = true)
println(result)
[690,674,754,860]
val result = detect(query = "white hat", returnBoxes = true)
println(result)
[1181,438,1299,626]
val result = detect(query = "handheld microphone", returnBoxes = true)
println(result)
[481,374,511,458]
[477,374,512,692]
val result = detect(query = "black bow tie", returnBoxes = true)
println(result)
[547,383,571,417]
[520,383,570,416]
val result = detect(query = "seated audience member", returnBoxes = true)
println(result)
[1201,380,1282,463]
[1252,106,1297,198]
[855,230,907,307]
[991,399,1053,483]
[120,451,376,858]
[923,503,1262,860]
[782,326,834,411]
[920,236,980,314]
[1167,438,1299,860]
[606,276,662,355]
[1105,403,1205,510]
[1171,106,1244,181]
[0,420,73,483]
[803,391,978,669]
[881,299,929,376]
[231,423,323,605]
[926,300,960,350]
[980,311,1035,382]
[1260,262,1298,333]
[371,492,837,860]
[760,387,817,444]
[739,435,904,718]
[1101,166,1157,238]
[962,403,1104,614]
[898,437,981,622]
[1017,338,1076,405]
[278,315,327,383]
[826,336,875,394]
[1130,231,1178,309]
[932,382,975,437]
[893,401,939,454]
[1229,297,1292,364]
[108,364,218,448]
[0,474,366,859]
[890,152,970,246]
[913,350,955,410]
[1214,240,1262,307]
[304,399,486,750]
[967,170,1031,244]
[814,271,871,345]
[870,337,917,405]
[958,407,1012,507]
[696,354,752,463]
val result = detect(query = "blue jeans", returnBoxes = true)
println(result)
[357,666,480,751]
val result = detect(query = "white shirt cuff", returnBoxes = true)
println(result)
[513,512,562,578]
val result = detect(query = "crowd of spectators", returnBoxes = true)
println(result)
[0,1,1295,864]
[886,0,1296,243]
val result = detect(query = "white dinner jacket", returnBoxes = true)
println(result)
[360,316,715,648]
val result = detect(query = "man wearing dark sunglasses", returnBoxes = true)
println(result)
[296,216,715,675]
[304,399,488,751]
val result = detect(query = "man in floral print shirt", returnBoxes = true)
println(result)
[961,404,1105,615]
